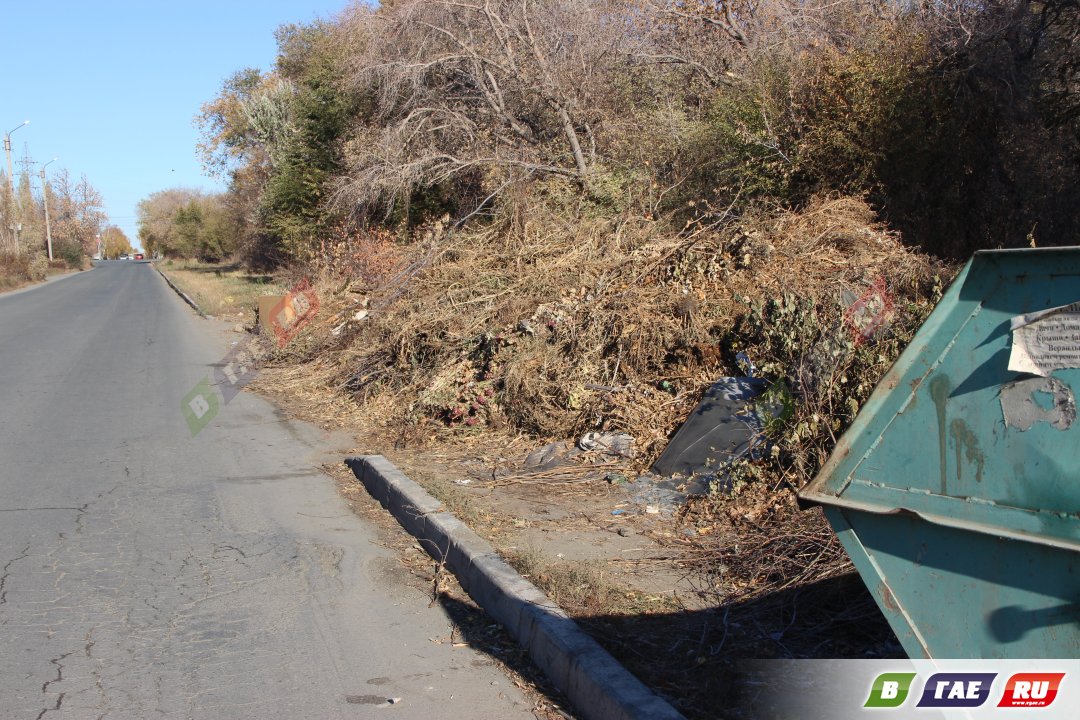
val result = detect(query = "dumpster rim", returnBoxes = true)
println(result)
[800,489,1080,553]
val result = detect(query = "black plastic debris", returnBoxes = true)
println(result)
[651,376,773,478]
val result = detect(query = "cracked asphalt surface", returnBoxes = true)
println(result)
[0,263,531,719]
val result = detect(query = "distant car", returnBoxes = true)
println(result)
[119,253,129,260]
[134,253,145,260]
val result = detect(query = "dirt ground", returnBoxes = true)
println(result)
[384,435,707,602]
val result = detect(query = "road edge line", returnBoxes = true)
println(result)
[154,264,208,318]
[345,455,686,720]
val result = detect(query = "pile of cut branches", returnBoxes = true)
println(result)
[262,195,949,465]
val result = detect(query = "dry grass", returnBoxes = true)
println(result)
[158,260,283,321]
[252,192,950,611]
[0,271,23,291]
[679,486,855,609]
[0,276,22,292]
[506,546,679,618]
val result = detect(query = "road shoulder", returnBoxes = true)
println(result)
[0,267,87,299]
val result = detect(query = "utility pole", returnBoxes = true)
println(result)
[40,158,58,260]
[12,144,35,253]
[4,121,29,252]
[17,144,34,208]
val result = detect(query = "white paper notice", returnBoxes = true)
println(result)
[1008,300,1080,376]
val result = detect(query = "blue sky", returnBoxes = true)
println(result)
[2,0,352,249]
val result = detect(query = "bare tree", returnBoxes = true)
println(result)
[48,170,107,256]
[334,0,668,214]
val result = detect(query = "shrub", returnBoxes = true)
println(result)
[27,253,49,281]
[54,241,84,268]
[777,4,1080,256]
[0,251,30,287]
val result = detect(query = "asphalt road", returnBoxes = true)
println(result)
[0,263,530,719]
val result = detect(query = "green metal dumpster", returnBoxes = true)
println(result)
[800,248,1079,659]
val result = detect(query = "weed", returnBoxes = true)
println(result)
[505,547,664,617]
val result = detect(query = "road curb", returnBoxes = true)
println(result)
[154,264,207,317]
[345,455,686,720]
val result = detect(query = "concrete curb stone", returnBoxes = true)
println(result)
[154,264,207,317]
[345,455,686,720]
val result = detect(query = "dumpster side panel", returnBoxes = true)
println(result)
[825,507,930,658]
[830,508,1080,659]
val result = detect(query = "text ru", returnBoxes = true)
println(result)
[1010,681,1050,700]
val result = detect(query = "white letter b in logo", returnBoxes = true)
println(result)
[188,394,210,419]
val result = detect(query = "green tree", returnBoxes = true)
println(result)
[139,189,188,257]
[137,189,237,261]
[196,68,274,179]
[196,17,370,264]
[259,20,370,257]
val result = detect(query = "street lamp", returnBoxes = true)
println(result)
[40,157,58,260]
[4,120,29,198]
